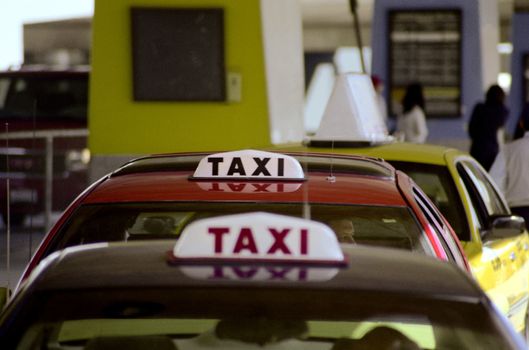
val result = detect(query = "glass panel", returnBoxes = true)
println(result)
[6,288,513,349]
[460,161,509,217]
[48,202,432,257]
[0,78,10,108]
[389,161,469,241]
[0,76,88,120]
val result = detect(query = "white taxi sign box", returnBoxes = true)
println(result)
[311,73,394,145]
[171,212,345,265]
[196,182,302,193]
[192,150,305,181]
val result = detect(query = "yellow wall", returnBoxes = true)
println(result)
[89,0,270,155]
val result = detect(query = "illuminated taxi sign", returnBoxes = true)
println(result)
[172,212,345,264]
[192,150,304,180]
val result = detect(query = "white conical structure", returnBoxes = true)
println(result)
[312,73,393,144]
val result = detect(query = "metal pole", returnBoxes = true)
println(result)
[5,123,10,295]
[349,0,366,74]
[29,100,37,260]
[44,135,53,231]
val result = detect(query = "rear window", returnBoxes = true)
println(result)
[0,75,88,120]
[46,202,432,257]
[3,288,514,349]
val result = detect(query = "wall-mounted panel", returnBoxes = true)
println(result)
[388,10,461,118]
[131,7,225,101]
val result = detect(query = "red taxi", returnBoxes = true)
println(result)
[18,150,469,285]
[1,214,524,349]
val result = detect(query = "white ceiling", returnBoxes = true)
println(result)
[299,0,373,25]
[299,0,514,26]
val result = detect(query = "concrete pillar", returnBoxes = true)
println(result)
[89,0,304,181]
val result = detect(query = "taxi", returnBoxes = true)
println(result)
[280,73,529,337]
[0,214,524,349]
[18,149,469,287]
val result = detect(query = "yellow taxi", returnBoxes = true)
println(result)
[279,73,529,338]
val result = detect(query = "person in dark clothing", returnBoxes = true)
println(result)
[468,85,509,171]
[513,102,529,140]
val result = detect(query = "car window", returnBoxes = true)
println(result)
[457,161,509,223]
[4,288,515,350]
[46,202,434,257]
[412,187,468,269]
[0,76,88,120]
[389,161,470,241]
[0,78,9,108]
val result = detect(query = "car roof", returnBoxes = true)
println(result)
[280,142,463,167]
[81,152,408,206]
[25,240,482,302]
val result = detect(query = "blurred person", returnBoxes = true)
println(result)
[395,83,428,143]
[358,326,421,350]
[468,85,508,171]
[328,218,355,243]
[513,102,529,140]
[489,111,529,227]
[371,75,388,126]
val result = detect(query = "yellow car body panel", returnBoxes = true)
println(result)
[277,142,529,333]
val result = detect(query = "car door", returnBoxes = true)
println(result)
[456,158,529,330]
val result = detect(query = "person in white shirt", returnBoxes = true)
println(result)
[371,75,389,126]
[395,83,428,143]
[489,121,529,226]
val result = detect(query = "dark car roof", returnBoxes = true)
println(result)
[25,240,481,302]
[80,152,406,206]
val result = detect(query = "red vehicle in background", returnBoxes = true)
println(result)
[0,67,90,227]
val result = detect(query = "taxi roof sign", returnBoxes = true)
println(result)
[192,150,305,181]
[172,212,345,265]
[311,73,394,145]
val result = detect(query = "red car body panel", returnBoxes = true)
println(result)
[83,172,404,206]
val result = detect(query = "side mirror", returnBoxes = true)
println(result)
[484,215,526,241]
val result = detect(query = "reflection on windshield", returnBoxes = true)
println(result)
[49,202,432,257]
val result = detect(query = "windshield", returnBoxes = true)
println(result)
[45,202,432,257]
[2,287,515,349]
[389,161,470,241]
[0,75,88,120]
